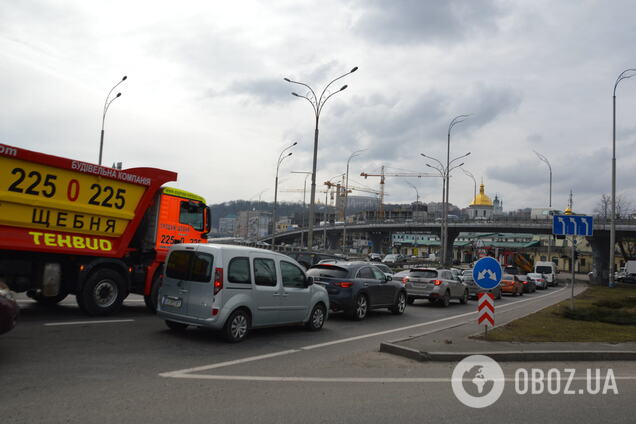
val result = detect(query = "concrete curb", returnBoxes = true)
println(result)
[379,341,636,362]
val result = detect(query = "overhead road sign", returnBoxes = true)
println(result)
[552,215,593,236]
[472,256,503,290]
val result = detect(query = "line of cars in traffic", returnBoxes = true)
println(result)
[1,242,558,344]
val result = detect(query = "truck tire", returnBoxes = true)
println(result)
[77,268,127,316]
[144,269,163,313]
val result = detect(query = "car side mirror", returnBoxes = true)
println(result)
[305,276,314,287]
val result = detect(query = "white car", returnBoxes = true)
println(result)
[158,244,329,342]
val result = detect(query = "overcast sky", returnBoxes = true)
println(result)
[2,0,636,214]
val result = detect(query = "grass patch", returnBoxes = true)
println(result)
[479,284,636,343]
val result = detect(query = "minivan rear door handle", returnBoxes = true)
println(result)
[272,292,280,296]
[179,289,189,294]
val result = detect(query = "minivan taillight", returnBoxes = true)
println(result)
[214,267,223,295]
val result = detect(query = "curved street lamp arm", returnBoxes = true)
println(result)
[278,141,297,163]
[317,86,347,116]
[318,67,358,107]
[102,93,122,127]
[448,114,472,135]
[425,163,444,177]
[292,92,318,116]
[614,69,636,96]
[285,78,318,106]
[449,162,465,173]
[421,153,444,170]
[461,168,475,180]
[449,151,470,167]
[533,150,552,172]
[103,76,127,116]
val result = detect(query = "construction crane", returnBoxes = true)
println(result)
[324,180,385,220]
[360,165,438,219]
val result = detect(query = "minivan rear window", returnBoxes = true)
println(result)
[190,252,214,282]
[536,266,553,274]
[166,250,191,280]
[306,265,348,279]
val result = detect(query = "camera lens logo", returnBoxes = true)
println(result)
[451,355,505,408]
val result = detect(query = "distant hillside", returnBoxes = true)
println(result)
[209,200,311,228]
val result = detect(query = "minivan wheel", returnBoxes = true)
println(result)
[390,292,407,315]
[351,294,368,321]
[306,303,326,331]
[224,309,250,342]
[165,320,188,331]
[439,291,450,307]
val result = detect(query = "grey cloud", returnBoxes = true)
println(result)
[351,0,502,45]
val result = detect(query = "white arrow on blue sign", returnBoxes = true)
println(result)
[552,215,593,236]
[472,256,503,290]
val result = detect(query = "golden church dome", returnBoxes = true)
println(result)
[471,183,493,206]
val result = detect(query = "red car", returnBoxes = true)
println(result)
[499,274,524,296]
[0,282,19,335]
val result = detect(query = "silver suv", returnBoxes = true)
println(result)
[157,244,330,342]
[403,268,469,307]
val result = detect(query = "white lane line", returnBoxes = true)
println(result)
[161,285,571,378]
[44,319,135,327]
[160,374,636,383]
[159,349,300,377]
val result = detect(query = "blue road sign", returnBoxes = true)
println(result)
[472,257,503,290]
[552,215,593,236]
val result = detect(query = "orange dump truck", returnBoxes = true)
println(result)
[0,143,210,315]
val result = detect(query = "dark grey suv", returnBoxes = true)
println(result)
[306,262,407,320]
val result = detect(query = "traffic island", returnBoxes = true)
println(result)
[380,282,636,362]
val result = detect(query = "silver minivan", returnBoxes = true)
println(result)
[157,244,329,342]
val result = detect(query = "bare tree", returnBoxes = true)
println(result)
[594,193,633,220]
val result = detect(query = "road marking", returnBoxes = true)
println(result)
[44,319,135,327]
[160,374,636,383]
[159,349,300,377]
[160,285,571,379]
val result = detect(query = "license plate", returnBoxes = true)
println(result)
[163,297,182,308]
[413,282,428,288]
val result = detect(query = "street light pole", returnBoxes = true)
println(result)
[291,171,312,249]
[343,149,366,253]
[284,66,358,251]
[444,115,470,266]
[534,151,552,208]
[271,142,297,248]
[98,75,127,166]
[461,168,477,204]
[610,68,636,287]
[422,152,469,266]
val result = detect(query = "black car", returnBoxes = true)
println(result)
[306,262,407,320]
[286,252,347,269]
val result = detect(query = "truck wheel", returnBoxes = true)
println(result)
[77,268,127,316]
[144,269,163,313]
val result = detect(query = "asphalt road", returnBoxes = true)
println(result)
[1,282,634,424]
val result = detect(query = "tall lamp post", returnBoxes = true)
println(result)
[284,66,358,251]
[444,115,470,265]
[461,168,477,203]
[271,142,297,248]
[406,181,420,203]
[533,151,552,208]
[422,152,469,265]
[610,68,636,288]
[343,148,366,253]
[534,150,553,263]
[98,75,127,166]
[291,170,312,248]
